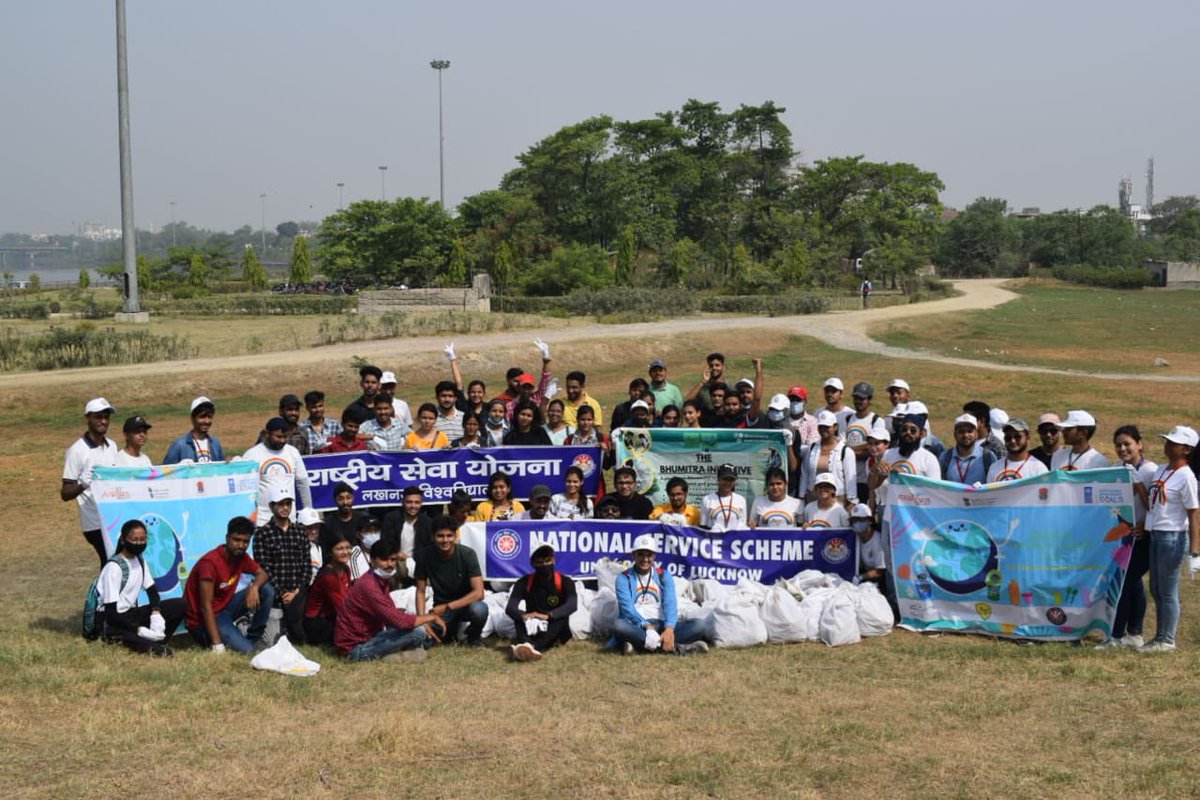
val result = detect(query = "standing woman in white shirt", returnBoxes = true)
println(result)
[1098,425,1158,649]
[549,466,594,520]
[1139,426,1200,653]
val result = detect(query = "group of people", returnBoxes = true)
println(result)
[64,340,1199,659]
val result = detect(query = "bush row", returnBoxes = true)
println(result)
[143,294,355,316]
[1051,264,1151,289]
[493,288,835,318]
[0,327,197,372]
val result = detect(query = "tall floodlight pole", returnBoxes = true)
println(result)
[378,166,388,201]
[169,201,176,247]
[430,60,450,208]
[337,182,345,210]
[115,0,139,313]
[260,193,267,255]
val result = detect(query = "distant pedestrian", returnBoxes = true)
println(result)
[861,277,873,308]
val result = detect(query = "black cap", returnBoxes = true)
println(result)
[123,415,152,433]
[529,484,552,500]
[265,416,290,432]
[278,394,302,409]
[358,516,381,530]
[717,463,737,479]
[852,381,874,398]
[531,544,555,562]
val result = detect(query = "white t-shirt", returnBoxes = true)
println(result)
[1144,464,1199,531]
[1051,447,1110,472]
[549,494,593,520]
[114,450,152,468]
[243,442,311,523]
[843,413,879,482]
[985,455,1049,484]
[1125,459,1159,525]
[699,492,749,532]
[877,447,941,507]
[858,530,887,571]
[399,519,417,557]
[803,501,850,529]
[63,434,120,530]
[98,554,154,613]
[825,406,855,434]
[191,435,214,463]
[309,541,322,582]
[749,495,802,528]
[631,570,663,622]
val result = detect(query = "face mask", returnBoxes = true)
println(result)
[123,541,147,556]
[373,567,396,579]
[852,521,871,535]
[536,564,555,578]
[767,409,785,423]
[790,401,805,416]
[361,533,381,549]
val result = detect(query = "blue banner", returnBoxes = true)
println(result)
[92,462,259,600]
[889,468,1135,640]
[459,520,858,583]
[302,446,603,510]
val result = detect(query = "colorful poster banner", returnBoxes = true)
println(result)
[458,520,858,583]
[612,427,788,507]
[302,446,602,510]
[92,461,259,600]
[889,468,1135,640]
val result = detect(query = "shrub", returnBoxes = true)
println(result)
[1051,264,1151,289]
[0,327,197,372]
[143,294,355,316]
[563,287,698,318]
[699,293,829,316]
[0,302,50,320]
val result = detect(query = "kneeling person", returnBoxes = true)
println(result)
[614,534,708,655]
[414,516,488,645]
[505,545,577,661]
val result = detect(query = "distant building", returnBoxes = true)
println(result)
[1145,260,1200,289]
[1009,207,1041,219]
[81,221,122,241]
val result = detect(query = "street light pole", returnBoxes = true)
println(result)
[115,0,140,314]
[378,166,388,201]
[260,193,267,255]
[430,60,450,208]
[169,201,176,248]
[337,182,345,210]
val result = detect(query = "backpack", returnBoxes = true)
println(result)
[527,570,564,594]
[82,555,141,640]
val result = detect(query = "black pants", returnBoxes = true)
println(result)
[302,615,335,646]
[103,598,186,654]
[1113,536,1150,638]
[511,615,572,651]
[279,585,309,645]
[83,529,108,567]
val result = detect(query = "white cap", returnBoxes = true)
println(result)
[84,397,116,415]
[1161,425,1199,448]
[380,370,397,386]
[990,408,1009,430]
[630,533,660,554]
[296,508,322,526]
[888,378,910,391]
[1062,410,1096,428]
[850,503,873,518]
[768,393,789,411]
[904,401,929,416]
[888,402,908,418]
[190,396,214,414]
[269,485,295,504]
[868,420,891,441]
[814,472,837,488]
[735,378,755,390]
[824,377,844,391]
[815,409,838,427]
[954,413,978,428]
[631,399,650,411]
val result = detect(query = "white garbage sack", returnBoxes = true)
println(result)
[573,581,594,610]
[488,591,517,640]
[589,588,619,638]
[709,594,768,649]
[854,582,894,638]
[818,587,861,647]
[732,578,769,605]
[688,578,732,605]
[478,591,509,638]
[390,587,434,615]
[250,635,320,677]
[779,570,842,599]
[759,585,811,644]
[569,603,593,640]
[672,575,691,603]
[795,588,834,642]
[593,558,627,593]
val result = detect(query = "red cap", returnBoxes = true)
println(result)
[786,385,808,400]
[518,372,536,386]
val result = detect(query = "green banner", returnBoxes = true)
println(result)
[613,427,788,506]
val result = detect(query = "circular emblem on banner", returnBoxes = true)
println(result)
[490,529,522,561]
[623,455,656,494]
[821,536,851,564]
[571,453,597,478]
[621,429,652,455]
[1045,607,1067,626]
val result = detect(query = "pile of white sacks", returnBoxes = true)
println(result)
[391,561,893,648]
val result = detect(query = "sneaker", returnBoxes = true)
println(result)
[674,641,710,656]
[1094,639,1123,650]
[1138,640,1177,654]
[622,642,636,656]
[1120,634,1145,648]
[512,642,541,662]
[383,647,427,663]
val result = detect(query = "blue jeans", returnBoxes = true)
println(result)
[346,626,428,662]
[612,617,707,651]
[1148,530,1187,644]
[432,601,489,645]
[188,583,277,654]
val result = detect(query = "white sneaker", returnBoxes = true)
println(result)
[1138,640,1177,653]
[1120,634,1144,648]
[1094,639,1122,650]
[513,642,541,662]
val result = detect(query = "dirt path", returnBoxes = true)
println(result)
[2,279,1196,390]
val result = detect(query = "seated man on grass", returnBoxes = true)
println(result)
[414,516,488,646]
[184,516,275,654]
[613,534,708,656]
[505,544,577,662]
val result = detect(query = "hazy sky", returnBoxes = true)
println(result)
[3,1,1196,235]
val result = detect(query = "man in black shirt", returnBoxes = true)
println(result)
[253,485,310,644]
[323,481,366,541]
[505,544,577,661]
[612,466,653,520]
[414,516,487,646]
[344,365,383,424]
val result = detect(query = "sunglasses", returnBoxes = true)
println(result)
[1038,426,1061,435]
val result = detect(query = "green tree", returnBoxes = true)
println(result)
[316,198,458,286]
[615,225,635,285]
[936,197,1021,276]
[290,235,313,284]
[28,273,40,292]
[663,238,700,287]
[188,254,209,289]
[1024,207,1141,268]
[728,243,753,292]
[520,244,612,296]
[78,269,90,290]
[491,241,516,295]
[778,240,813,285]
[242,245,268,290]
[276,221,300,238]
[441,239,470,286]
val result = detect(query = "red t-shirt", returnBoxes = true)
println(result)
[305,568,352,619]
[184,545,262,629]
[320,435,368,453]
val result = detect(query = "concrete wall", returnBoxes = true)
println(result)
[1145,260,1200,289]
[359,273,493,314]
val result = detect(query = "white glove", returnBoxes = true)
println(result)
[137,626,165,642]
[781,429,794,447]
[1189,555,1200,578]
[643,627,661,651]
[149,611,166,636]
[211,643,226,654]
[78,466,94,490]
[533,338,551,361]
[524,618,548,636]
[178,458,195,466]
[545,379,559,400]
[443,342,457,361]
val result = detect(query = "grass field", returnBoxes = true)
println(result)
[871,280,1200,375]
[3,286,1200,798]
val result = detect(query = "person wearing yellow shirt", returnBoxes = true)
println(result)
[649,477,701,527]
[404,404,450,451]
[470,471,526,522]
[561,370,603,429]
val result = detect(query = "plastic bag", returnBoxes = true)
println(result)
[733,578,768,605]
[854,582,894,637]
[573,581,594,610]
[795,588,833,642]
[688,578,731,605]
[589,588,619,639]
[250,635,320,677]
[759,585,810,644]
[818,588,861,647]
[593,558,628,593]
[569,603,593,640]
[709,594,768,649]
